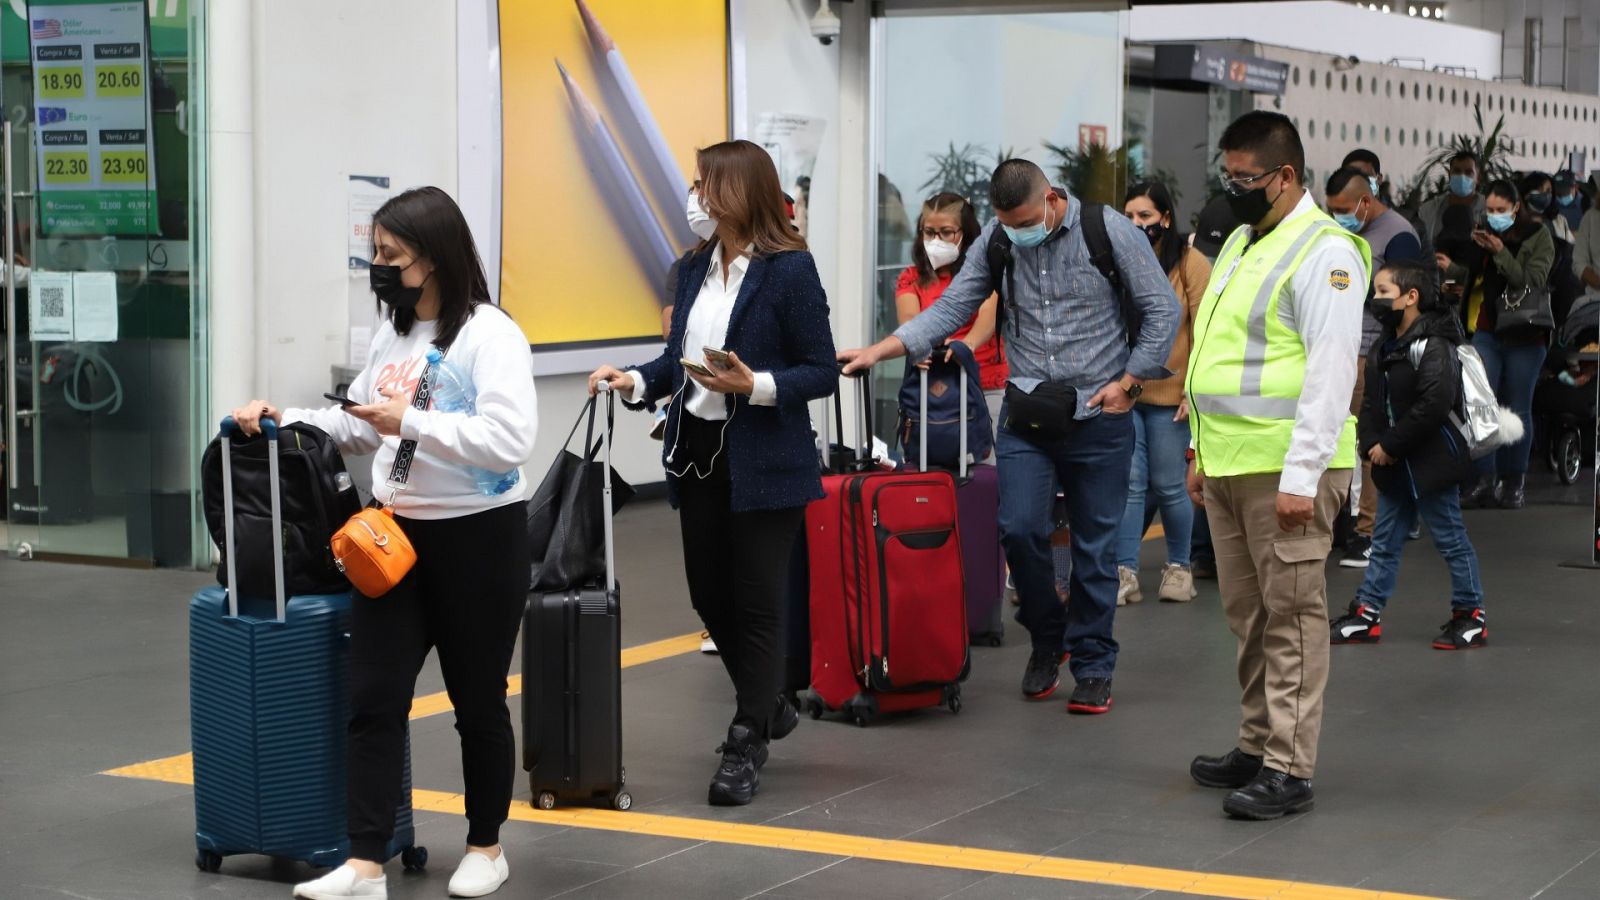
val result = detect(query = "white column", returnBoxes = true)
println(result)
[834,0,875,452]
[206,0,256,422]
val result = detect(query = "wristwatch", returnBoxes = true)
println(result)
[1119,377,1143,400]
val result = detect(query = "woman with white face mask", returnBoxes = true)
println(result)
[587,140,836,808]
[894,193,1009,429]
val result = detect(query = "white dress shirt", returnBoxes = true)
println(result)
[630,242,777,420]
[1271,192,1368,497]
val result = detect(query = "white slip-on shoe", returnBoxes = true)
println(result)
[292,864,387,900]
[449,850,510,898]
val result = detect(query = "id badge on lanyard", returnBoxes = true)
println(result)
[1212,255,1245,295]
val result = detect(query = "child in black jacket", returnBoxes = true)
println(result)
[1330,260,1487,650]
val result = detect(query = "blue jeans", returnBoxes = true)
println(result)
[1114,404,1193,568]
[1471,330,1547,478]
[996,405,1134,679]
[1355,486,1484,612]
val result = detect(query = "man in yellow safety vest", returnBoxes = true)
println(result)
[1184,112,1370,821]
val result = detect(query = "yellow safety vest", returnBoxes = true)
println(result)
[1186,209,1371,478]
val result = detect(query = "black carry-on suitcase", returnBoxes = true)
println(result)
[522,383,630,811]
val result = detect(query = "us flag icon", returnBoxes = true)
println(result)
[31,19,62,39]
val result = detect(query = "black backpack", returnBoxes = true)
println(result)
[986,201,1140,347]
[202,422,363,599]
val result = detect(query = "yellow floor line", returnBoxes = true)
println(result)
[102,757,1442,900]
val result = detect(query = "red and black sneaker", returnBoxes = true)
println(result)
[1066,678,1113,715]
[1021,649,1064,700]
[1432,608,1487,650]
[1330,601,1383,644]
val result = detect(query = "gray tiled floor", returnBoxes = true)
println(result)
[1,497,1597,900]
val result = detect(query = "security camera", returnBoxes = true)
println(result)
[810,0,841,46]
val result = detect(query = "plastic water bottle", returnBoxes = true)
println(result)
[425,348,520,496]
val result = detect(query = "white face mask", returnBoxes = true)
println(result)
[923,238,961,270]
[686,190,718,241]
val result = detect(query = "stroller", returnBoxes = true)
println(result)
[1534,300,1598,486]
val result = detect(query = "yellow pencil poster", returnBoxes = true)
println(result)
[499,0,729,350]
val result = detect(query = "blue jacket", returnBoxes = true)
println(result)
[634,246,837,512]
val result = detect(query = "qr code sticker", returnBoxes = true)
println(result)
[39,285,65,318]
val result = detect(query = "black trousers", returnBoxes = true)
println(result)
[674,413,805,741]
[347,500,529,861]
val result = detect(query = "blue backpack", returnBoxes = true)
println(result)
[897,341,993,470]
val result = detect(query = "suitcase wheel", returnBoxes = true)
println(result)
[195,849,222,874]
[847,694,879,727]
[612,791,633,811]
[401,846,428,871]
[536,791,558,811]
[948,693,963,715]
[800,691,824,720]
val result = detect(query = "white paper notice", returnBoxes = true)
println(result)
[28,270,74,342]
[72,272,119,342]
[349,325,372,368]
[349,175,392,273]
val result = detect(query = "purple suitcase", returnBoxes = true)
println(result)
[909,356,1005,646]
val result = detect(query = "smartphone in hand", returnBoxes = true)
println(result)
[680,358,715,377]
[702,347,733,369]
[323,391,358,408]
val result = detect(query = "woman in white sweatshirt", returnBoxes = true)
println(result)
[231,187,537,900]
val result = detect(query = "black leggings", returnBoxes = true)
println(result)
[347,500,528,861]
[675,413,805,741]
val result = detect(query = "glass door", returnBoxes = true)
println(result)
[2,0,203,565]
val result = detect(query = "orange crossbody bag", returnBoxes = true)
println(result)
[331,507,416,597]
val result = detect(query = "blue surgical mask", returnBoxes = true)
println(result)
[1558,192,1577,208]
[1449,174,1476,198]
[1368,176,1381,197]
[1487,211,1515,233]
[1003,199,1055,248]
[1332,198,1366,233]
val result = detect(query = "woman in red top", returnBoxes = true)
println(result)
[895,192,1009,431]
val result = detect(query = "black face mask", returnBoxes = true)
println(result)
[1367,297,1404,331]
[1225,184,1276,228]
[1142,221,1166,247]
[370,262,430,310]
[1526,191,1552,214]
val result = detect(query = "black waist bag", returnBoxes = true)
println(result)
[1003,383,1078,441]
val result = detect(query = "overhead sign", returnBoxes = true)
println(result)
[28,0,158,236]
[1154,44,1289,95]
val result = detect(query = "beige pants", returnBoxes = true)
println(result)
[1204,468,1351,779]
[1349,362,1377,537]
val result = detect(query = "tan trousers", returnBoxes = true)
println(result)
[1349,362,1377,537]
[1204,469,1351,779]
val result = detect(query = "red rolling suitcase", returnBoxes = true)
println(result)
[801,373,968,726]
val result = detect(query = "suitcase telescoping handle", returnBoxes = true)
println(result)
[596,382,617,595]
[918,345,970,479]
[822,363,872,473]
[218,416,287,622]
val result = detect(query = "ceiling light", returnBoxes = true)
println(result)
[1409,5,1417,14]
[1421,7,1431,16]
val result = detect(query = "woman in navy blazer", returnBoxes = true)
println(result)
[589,140,835,807]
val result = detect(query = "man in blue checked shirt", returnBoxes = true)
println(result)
[840,159,1178,715]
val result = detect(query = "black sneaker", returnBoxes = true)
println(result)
[770,694,800,742]
[708,725,761,805]
[1338,534,1372,568]
[1461,475,1496,509]
[1330,601,1383,644]
[1191,557,1217,580]
[1496,475,1526,510]
[1021,649,1062,700]
[1066,678,1112,714]
[1190,748,1263,789]
[1223,768,1315,820]
[1433,608,1487,650]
